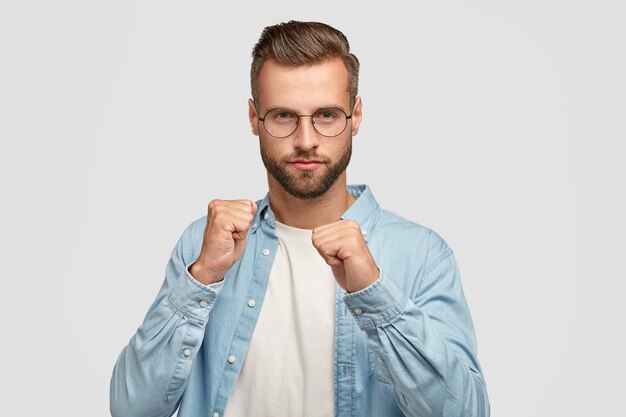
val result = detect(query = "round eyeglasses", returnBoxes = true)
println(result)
[258,107,352,138]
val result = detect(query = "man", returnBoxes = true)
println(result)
[110,21,490,417]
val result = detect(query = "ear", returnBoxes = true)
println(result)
[248,98,260,136]
[350,96,363,136]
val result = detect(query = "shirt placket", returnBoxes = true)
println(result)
[211,208,279,416]
[334,284,356,417]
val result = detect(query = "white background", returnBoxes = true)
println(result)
[1,1,624,416]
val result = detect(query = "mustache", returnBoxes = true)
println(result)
[284,152,329,163]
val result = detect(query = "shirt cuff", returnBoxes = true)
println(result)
[166,264,223,321]
[343,270,409,332]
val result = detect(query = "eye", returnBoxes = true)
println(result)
[270,110,297,122]
[314,109,340,122]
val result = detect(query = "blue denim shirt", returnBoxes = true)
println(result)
[110,184,490,417]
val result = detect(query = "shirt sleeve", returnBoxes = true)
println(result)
[343,233,490,417]
[110,220,221,417]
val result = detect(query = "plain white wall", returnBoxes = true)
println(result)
[1,1,624,416]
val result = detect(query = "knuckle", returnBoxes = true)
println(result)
[208,199,221,210]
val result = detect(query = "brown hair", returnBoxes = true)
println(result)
[250,20,360,108]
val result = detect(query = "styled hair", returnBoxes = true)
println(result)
[250,20,360,108]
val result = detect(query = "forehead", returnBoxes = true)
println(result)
[257,57,350,111]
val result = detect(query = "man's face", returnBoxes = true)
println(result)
[249,58,362,200]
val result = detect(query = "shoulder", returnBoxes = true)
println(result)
[377,209,447,244]
[173,216,207,261]
[374,208,452,264]
[187,215,208,233]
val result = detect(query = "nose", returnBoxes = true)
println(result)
[292,116,320,152]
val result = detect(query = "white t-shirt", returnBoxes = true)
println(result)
[224,220,337,417]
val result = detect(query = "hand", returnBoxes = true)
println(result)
[189,199,257,285]
[311,220,380,293]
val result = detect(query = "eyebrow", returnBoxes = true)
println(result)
[264,104,349,113]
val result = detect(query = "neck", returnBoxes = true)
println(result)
[267,174,356,229]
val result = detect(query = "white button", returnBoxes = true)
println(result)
[353,307,363,315]
[262,248,270,256]
[264,212,269,220]
[361,229,366,235]
[183,348,192,357]
[199,300,209,308]
[248,299,256,308]
[227,355,236,364]
[253,222,258,229]
[213,413,220,417]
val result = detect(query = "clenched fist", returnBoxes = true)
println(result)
[312,220,380,293]
[189,199,257,285]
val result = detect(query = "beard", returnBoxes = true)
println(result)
[260,138,352,200]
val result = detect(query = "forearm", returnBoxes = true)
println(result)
[345,268,489,417]
[110,269,221,417]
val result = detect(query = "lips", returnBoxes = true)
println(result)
[290,160,323,170]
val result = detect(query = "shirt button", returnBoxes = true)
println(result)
[264,212,269,220]
[199,300,209,308]
[248,299,256,308]
[183,348,192,357]
[227,355,236,364]
[253,222,259,229]
[353,307,363,315]
[213,413,220,417]
[262,248,270,256]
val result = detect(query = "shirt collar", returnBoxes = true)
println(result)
[252,184,381,240]
[254,193,273,231]
[339,184,381,241]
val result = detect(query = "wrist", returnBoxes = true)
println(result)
[189,261,224,285]
[347,266,380,293]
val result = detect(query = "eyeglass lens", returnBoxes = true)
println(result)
[262,108,349,138]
